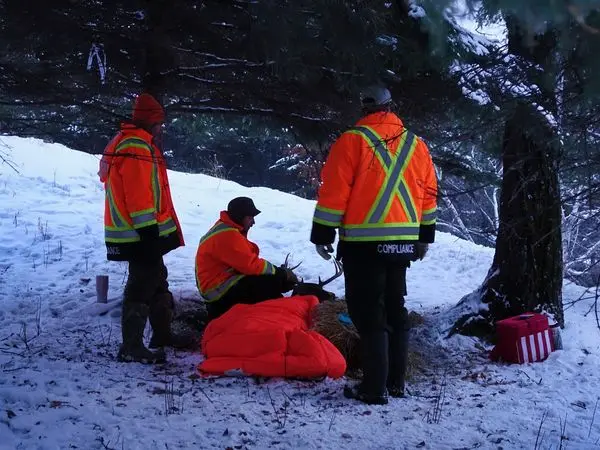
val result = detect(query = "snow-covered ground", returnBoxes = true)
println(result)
[0,136,599,450]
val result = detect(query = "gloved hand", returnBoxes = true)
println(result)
[141,238,163,262]
[416,242,429,261]
[315,244,334,261]
[137,226,162,262]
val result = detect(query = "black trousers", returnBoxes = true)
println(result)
[343,254,410,396]
[123,257,169,307]
[343,255,409,335]
[206,275,286,321]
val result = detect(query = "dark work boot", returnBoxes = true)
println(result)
[149,292,174,349]
[118,303,166,364]
[387,328,409,398]
[149,293,196,349]
[344,332,389,405]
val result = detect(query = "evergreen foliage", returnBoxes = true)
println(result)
[1,0,599,331]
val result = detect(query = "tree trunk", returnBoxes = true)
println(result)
[451,102,564,338]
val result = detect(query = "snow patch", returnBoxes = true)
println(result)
[0,136,599,449]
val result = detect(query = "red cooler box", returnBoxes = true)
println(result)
[490,313,554,363]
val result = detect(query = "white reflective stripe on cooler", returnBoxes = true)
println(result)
[529,334,537,361]
[544,329,553,351]
[537,332,546,360]
[520,336,529,363]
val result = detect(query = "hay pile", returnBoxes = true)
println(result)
[311,299,424,380]
[169,298,208,350]
[311,300,361,372]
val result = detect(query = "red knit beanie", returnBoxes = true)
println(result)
[132,93,165,128]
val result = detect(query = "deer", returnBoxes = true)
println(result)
[291,258,344,303]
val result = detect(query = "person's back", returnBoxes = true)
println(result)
[310,85,437,404]
[336,110,435,250]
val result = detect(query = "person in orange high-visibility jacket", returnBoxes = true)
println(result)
[196,197,298,321]
[310,85,438,405]
[99,93,185,364]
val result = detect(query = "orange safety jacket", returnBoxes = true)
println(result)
[312,112,437,248]
[100,123,184,261]
[195,211,278,303]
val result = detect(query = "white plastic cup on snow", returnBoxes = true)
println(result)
[96,275,109,304]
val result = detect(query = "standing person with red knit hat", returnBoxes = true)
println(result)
[99,93,185,364]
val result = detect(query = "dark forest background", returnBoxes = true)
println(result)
[2,0,600,335]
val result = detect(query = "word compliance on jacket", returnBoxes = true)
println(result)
[377,243,414,254]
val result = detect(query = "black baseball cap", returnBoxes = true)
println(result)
[227,197,261,222]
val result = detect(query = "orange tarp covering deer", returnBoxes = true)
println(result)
[198,295,346,379]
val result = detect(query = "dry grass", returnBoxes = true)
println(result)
[169,298,208,350]
[311,300,361,371]
[311,299,425,380]
[406,347,423,381]
[408,310,425,327]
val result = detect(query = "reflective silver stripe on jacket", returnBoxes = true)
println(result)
[158,218,177,235]
[131,211,156,227]
[107,186,127,228]
[199,222,237,245]
[421,209,437,223]
[313,208,344,225]
[340,226,420,239]
[349,126,418,223]
[105,229,140,241]
[201,274,245,302]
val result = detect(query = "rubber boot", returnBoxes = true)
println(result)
[149,293,197,349]
[149,292,174,349]
[344,331,389,405]
[387,328,409,398]
[117,302,166,364]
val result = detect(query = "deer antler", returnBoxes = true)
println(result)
[283,253,302,271]
[318,258,343,288]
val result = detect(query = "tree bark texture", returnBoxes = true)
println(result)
[452,102,564,338]
[486,103,563,321]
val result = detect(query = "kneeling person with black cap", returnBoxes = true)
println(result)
[195,197,299,321]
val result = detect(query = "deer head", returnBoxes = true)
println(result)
[292,259,343,303]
